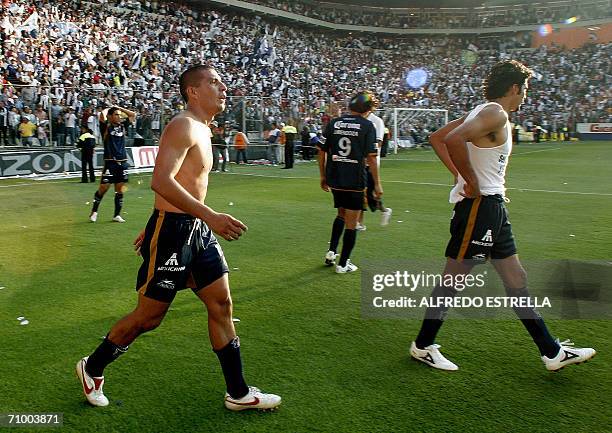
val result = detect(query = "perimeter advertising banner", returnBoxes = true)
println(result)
[0,147,159,178]
[576,123,612,141]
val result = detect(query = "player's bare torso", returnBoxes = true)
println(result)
[154,112,214,213]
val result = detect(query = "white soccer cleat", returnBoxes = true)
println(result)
[112,215,126,223]
[542,339,596,372]
[336,259,358,274]
[410,341,459,371]
[89,212,98,223]
[356,223,367,231]
[224,386,281,411]
[381,207,392,226]
[324,250,338,267]
[76,357,109,407]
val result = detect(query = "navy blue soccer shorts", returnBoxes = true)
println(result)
[445,195,517,262]
[136,209,229,303]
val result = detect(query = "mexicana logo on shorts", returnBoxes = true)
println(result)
[164,253,179,266]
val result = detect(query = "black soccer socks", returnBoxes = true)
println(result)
[329,217,345,253]
[92,191,103,213]
[415,283,458,349]
[114,192,124,217]
[86,336,129,377]
[214,336,249,399]
[508,287,560,358]
[338,229,357,267]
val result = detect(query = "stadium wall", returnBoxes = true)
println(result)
[532,22,612,49]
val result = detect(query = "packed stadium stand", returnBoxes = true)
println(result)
[0,0,610,148]
[238,0,611,29]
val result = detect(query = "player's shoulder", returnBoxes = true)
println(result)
[161,112,205,146]
[367,112,383,122]
[477,102,508,121]
[167,112,210,132]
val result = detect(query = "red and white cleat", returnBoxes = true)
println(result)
[76,357,109,407]
[224,386,281,411]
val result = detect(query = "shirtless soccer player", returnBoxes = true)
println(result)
[410,60,596,372]
[76,65,281,411]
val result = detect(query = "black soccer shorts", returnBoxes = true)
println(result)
[101,160,129,184]
[136,209,229,303]
[445,194,517,262]
[331,188,366,211]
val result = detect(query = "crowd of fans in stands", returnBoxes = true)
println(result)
[0,0,610,147]
[251,0,611,29]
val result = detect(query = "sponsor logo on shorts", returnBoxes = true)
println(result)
[471,240,493,247]
[157,280,175,290]
[157,253,186,272]
[481,229,493,242]
[165,253,179,266]
[157,265,186,272]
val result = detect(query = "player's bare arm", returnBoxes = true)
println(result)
[151,116,247,241]
[318,148,329,192]
[366,153,382,198]
[444,105,508,197]
[117,107,137,123]
[430,116,465,180]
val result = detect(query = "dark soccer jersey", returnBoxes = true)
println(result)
[319,115,377,190]
[101,119,130,161]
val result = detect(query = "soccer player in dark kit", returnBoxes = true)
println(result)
[409,60,596,372]
[76,65,281,411]
[318,91,382,273]
[89,106,136,223]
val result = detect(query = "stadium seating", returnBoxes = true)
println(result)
[0,0,610,147]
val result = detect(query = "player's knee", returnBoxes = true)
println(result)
[136,313,165,332]
[208,295,233,319]
[504,268,527,290]
[504,269,528,295]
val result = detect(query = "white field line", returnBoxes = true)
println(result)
[1,166,610,197]
[512,147,562,156]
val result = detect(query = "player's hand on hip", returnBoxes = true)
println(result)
[209,212,248,241]
[133,229,145,256]
[320,178,329,192]
[460,183,481,199]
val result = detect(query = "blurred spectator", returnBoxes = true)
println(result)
[77,126,97,183]
[233,127,249,164]
[301,125,311,160]
[18,116,37,146]
[0,101,8,145]
[64,108,78,145]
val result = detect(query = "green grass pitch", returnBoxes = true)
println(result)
[0,141,610,433]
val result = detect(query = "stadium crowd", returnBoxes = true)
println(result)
[0,0,610,147]
[248,0,611,29]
